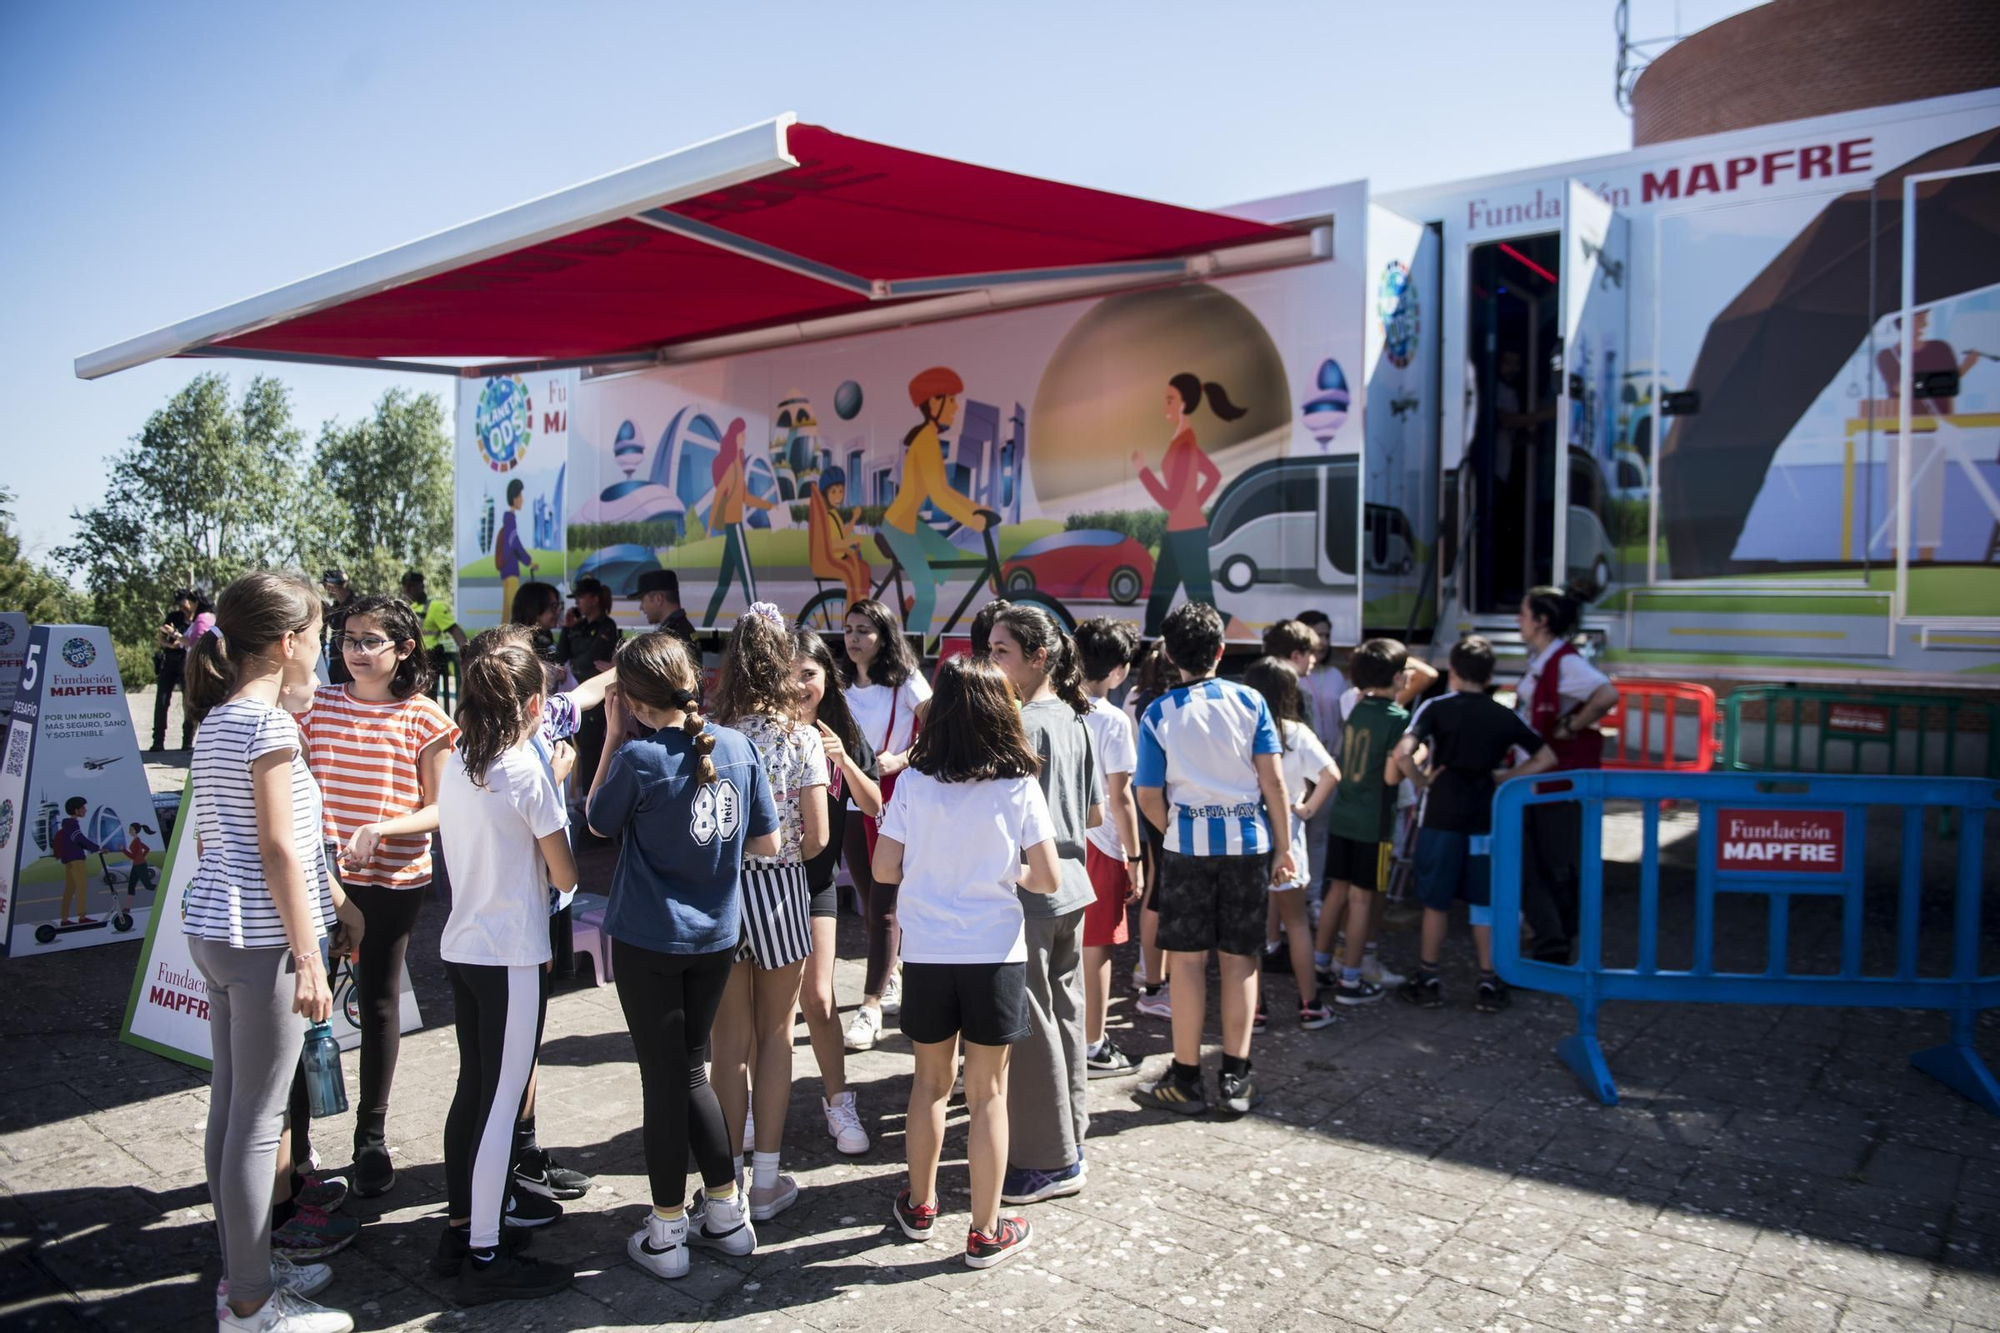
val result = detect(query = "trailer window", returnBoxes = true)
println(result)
[1325,470,1357,575]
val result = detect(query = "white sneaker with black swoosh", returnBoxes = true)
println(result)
[628,1212,689,1280]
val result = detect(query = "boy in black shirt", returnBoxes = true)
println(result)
[1391,637,1555,1013]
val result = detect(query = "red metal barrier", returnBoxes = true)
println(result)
[1603,679,1719,772]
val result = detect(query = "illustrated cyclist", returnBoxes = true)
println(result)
[881,367,988,635]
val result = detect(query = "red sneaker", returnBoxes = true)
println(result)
[965,1215,1031,1269]
[893,1188,937,1241]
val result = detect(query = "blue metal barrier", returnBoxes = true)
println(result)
[1488,771,1998,1113]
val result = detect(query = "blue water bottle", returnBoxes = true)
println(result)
[301,1021,348,1118]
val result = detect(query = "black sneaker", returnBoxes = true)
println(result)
[1298,996,1337,1030]
[503,1187,564,1228]
[454,1248,574,1305]
[351,1141,395,1199]
[1085,1038,1137,1080]
[965,1216,1032,1270]
[1399,973,1444,1008]
[1333,976,1385,1006]
[1475,977,1511,1013]
[514,1146,591,1201]
[1261,946,1288,973]
[1217,1067,1259,1115]
[894,1188,938,1241]
[1133,1069,1208,1117]
[431,1223,532,1277]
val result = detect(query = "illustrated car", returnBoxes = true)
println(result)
[1002,529,1153,606]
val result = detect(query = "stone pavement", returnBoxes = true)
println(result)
[3,716,1998,1332]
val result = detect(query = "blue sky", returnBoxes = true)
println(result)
[1,0,1759,566]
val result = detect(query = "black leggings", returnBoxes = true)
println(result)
[842,815,900,997]
[612,939,736,1210]
[442,962,542,1250]
[1520,801,1581,961]
[347,881,428,1146]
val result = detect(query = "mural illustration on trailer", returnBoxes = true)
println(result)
[558,264,1366,644]
[454,372,572,632]
[0,625,160,956]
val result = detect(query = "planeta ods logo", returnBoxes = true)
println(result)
[1377,260,1419,370]
[0,621,13,647]
[60,637,96,669]
[475,376,534,473]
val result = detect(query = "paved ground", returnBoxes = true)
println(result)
[3,694,1998,1332]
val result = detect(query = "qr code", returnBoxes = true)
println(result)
[2,728,26,777]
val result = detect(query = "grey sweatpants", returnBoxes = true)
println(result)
[190,937,304,1310]
[1006,907,1088,1171]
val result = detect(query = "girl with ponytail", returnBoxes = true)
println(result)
[584,629,781,1282]
[982,603,1104,1203]
[1130,372,1241,637]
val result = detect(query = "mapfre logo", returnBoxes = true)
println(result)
[1716,809,1845,873]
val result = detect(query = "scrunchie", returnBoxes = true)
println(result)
[747,601,784,628]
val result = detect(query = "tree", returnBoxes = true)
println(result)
[57,373,308,648]
[308,388,454,595]
[0,488,79,626]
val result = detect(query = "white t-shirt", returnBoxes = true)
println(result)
[1301,665,1349,744]
[1278,719,1337,888]
[877,769,1056,964]
[1081,696,1138,861]
[1516,641,1611,721]
[845,674,930,810]
[438,740,568,967]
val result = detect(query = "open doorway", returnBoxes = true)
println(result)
[1465,233,1561,615]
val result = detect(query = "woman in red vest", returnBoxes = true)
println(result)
[1514,586,1620,964]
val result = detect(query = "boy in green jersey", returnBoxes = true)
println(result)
[1313,639,1414,1004]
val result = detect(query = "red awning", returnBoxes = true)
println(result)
[78,117,1317,381]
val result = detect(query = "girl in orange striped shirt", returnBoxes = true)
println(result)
[298,593,458,1198]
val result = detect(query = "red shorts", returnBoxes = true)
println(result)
[1083,845,1133,948]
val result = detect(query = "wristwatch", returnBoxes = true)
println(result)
[1125,854,1144,864]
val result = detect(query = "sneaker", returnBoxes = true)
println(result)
[823,1091,869,1155]
[1252,1000,1268,1035]
[1085,1038,1137,1080]
[1135,987,1172,1020]
[1361,954,1406,987]
[1133,1069,1208,1117]
[1000,1160,1084,1205]
[844,1005,884,1051]
[454,1248,574,1306]
[689,1190,756,1256]
[1217,1067,1259,1115]
[215,1254,334,1318]
[627,1212,689,1281]
[893,1188,938,1241]
[1333,976,1385,1006]
[880,970,903,1015]
[350,1142,394,1198]
[431,1223,532,1278]
[965,1216,1032,1269]
[1476,977,1511,1014]
[1261,945,1288,973]
[512,1146,590,1201]
[295,1172,348,1213]
[503,1187,564,1228]
[270,1204,359,1261]
[1398,972,1444,1008]
[216,1286,354,1333]
[749,1173,799,1222]
[1298,997,1337,1030]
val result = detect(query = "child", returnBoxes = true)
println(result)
[589,630,780,1281]
[295,593,458,1199]
[183,571,364,1333]
[436,638,579,1305]
[985,605,1103,1206]
[119,821,160,919]
[1123,639,1176,1018]
[872,655,1061,1270]
[1240,657,1339,1030]
[709,603,829,1223]
[55,797,100,926]
[1313,638,1415,1004]
[1132,602,1293,1117]
[1258,618,1335,965]
[1071,618,1144,1078]
[1393,636,1556,1010]
[790,625,883,1156]
[840,597,930,1050]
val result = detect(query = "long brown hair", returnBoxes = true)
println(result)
[790,625,863,760]
[843,597,918,689]
[908,656,1040,783]
[713,607,795,727]
[991,604,1089,719]
[186,571,318,717]
[617,629,716,784]
[455,638,544,788]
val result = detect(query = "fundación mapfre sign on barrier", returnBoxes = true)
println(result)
[1715,808,1846,873]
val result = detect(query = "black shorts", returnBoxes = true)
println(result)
[1153,849,1268,958]
[808,879,839,920]
[899,961,1030,1047]
[1323,833,1392,891]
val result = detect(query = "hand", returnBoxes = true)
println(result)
[1269,848,1298,888]
[1126,861,1145,904]
[563,608,582,629]
[292,952,332,1023]
[329,897,366,963]
[879,749,909,778]
[342,825,383,869]
[550,739,576,787]
[1291,801,1312,823]
[815,721,848,771]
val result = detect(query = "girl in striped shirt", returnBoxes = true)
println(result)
[297,593,458,1198]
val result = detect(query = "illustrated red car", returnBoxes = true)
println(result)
[1001,530,1153,606]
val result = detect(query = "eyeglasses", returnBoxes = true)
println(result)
[335,635,397,655]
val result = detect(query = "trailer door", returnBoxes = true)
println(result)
[1557,180,1629,598]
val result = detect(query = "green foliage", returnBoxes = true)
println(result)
[113,641,157,691]
[568,520,681,552]
[1064,508,1166,552]
[0,487,81,626]
[307,388,455,594]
